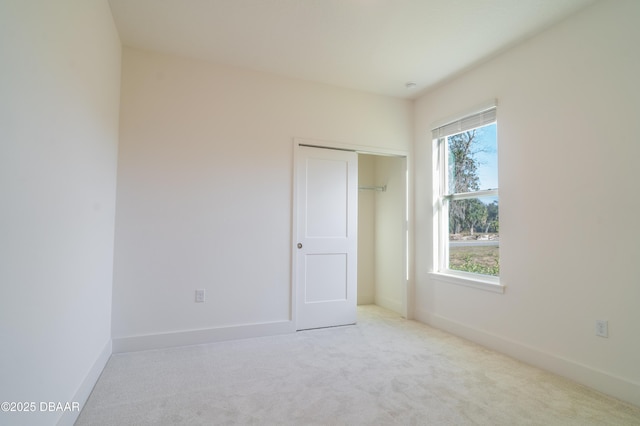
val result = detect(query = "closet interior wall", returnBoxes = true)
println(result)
[357,154,405,315]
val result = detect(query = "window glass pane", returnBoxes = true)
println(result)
[448,197,499,276]
[447,122,497,194]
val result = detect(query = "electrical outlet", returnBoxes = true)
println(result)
[195,289,205,303]
[595,319,608,338]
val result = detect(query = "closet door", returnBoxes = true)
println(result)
[295,145,357,330]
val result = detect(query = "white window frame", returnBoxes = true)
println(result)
[429,101,504,293]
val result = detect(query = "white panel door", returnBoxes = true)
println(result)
[296,145,358,330]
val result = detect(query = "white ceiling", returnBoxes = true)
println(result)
[108,0,596,99]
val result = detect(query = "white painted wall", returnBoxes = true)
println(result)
[414,0,640,406]
[112,47,412,349]
[358,155,376,305]
[0,1,121,425]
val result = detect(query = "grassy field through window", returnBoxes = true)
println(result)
[449,245,499,276]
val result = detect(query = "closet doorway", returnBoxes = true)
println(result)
[292,138,409,329]
[357,154,407,317]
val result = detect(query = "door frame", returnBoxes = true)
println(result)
[291,137,412,327]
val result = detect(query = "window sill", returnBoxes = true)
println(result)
[429,271,505,294]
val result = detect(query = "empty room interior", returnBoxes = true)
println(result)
[2,0,640,424]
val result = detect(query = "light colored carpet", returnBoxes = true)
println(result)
[76,305,640,425]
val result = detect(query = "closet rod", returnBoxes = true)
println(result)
[358,185,387,192]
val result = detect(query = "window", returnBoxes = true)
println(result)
[432,104,501,291]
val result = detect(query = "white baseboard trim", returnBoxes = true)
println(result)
[57,339,112,426]
[414,308,640,408]
[112,320,295,353]
[375,296,403,316]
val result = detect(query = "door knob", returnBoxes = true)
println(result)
[297,243,303,249]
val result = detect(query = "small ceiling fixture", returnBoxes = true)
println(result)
[405,81,417,89]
